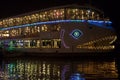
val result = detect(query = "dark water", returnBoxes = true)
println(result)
[0,56,119,80]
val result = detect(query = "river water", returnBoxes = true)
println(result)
[0,55,119,80]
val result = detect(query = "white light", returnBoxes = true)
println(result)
[87,10,90,13]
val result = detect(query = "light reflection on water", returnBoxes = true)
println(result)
[0,57,118,80]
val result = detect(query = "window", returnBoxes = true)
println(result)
[24,40,31,48]
[41,39,61,48]
[36,40,40,48]
[2,19,8,27]
[10,29,18,37]
[2,30,9,37]
[24,27,31,35]
[51,24,61,31]
[41,25,48,32]
[41,40,52,48]
[16,40,24,48]
[34,26,40,33]
[53,39,61,48]
[30,40,37,47]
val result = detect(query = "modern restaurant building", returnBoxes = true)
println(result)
[0,4,117,53]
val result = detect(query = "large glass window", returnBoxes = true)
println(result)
[24,27,31,35]
[23,16,29,24]
[2,19,8,27]
[52,39,61,48]
[10,29,18,37]
[53,9,64,20]
[15,39,41,48]
[1,30,9,37]
[34,26,40,33]
[15,17,23,25]
[41,40,52,48]
[41,25,48,32]
[16,40,24,48]
[48,10,54,20]
[36,40,40,48]
[41,39,61,48]
[66,9,101,20]
[2,39,61,48]
[24,40,31,48]
[66,9,81,19]
[8,18,14,26]
[30,40,37,48]
[51,24,61,31]
[39,12,47,21]
[31,13,40,22]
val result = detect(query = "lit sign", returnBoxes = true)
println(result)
[70,29,83,39]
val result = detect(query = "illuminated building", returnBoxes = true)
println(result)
[0,4,117,53]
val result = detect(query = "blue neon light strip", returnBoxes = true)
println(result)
[1,20,112,30]
[87,20,112,29]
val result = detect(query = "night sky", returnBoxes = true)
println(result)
[0,0,119,32]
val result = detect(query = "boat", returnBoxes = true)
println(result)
[0,4,117,55]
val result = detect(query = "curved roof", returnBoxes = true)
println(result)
[0,4,104,20]
[0,4,110,28]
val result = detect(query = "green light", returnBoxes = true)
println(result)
[70,29,83,39]
[74,32,79,37]
[7,41,16,51]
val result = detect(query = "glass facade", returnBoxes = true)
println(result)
[0,39,61,49]
[0,24,61,38]
[41,39,61,48]
[0,8,102,28]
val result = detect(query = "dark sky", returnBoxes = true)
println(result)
[0,0,119,32]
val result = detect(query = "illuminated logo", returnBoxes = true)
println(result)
[70,29,83,39]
